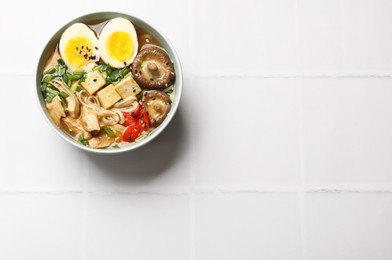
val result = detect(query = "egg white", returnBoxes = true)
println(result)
[98,18,138,68]
[59,23,99,72]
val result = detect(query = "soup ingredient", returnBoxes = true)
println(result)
[60,117,91,139]
[52,80,80,118]
[89,132,115,149]
[98,17,138,68]
[94,63,131,85]
[46,96,66,126]
[132,46,175,89]
[80,106,100,132]
[114,95,138,108]
[78,132,89,146]
[59,23,99,71]
[141,90,171,127]
[122,123,142,142]
[97,84,122,109]
[81,71,106,95]
[121,107,150,142]
[102,126,114,137]
[114,76,141,99]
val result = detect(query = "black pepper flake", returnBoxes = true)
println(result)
[133,89,136,93]
[124,62,127,66]
[82,46,84,49]
[76,47,79,51]
[150,78,154,81]
[84,54,88,59]
[152,98,156,101]
[79,51,82,54]
[95,46,98,50]
[93,78,97,82]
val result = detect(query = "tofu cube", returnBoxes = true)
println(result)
[81,71,106,95]
[114,76,141,99]
[97,84,122,109]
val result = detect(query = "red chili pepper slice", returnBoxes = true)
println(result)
[122,107,150,131]
[138,109,150,131]
[122,112,137,127]
[122,122,142,142]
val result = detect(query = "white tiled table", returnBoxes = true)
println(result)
[1,0,392,259]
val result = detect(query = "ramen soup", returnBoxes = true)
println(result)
[41,17,175,149]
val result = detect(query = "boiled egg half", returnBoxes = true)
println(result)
[59,23,99,72]
[98,18,138,68]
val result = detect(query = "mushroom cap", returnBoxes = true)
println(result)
[141,90,171,127]
[132,46,175,90]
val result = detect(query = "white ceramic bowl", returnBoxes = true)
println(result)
[36,12,182,154]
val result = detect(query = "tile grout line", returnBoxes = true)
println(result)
[298,83,308,260]
[81,153,89,260]
[188,0,196,259]
[295,1,308,257]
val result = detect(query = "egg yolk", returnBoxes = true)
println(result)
[106,32,134,62]
[65,37,92,68]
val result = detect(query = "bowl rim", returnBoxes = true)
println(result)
[36,11,183,154]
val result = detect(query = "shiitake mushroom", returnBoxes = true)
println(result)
[141,90,171,127]
[132,46,175,90]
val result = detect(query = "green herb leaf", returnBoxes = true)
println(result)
[120,67,131,78]
[58,59,65,66]
[93,65,102,72]
[59,91,69,98]
[46,88,59,96]
[102,126,114,137]
[41,82,47,92]
[112,144,120,149]
[164,86,174,94]
[58,66,66,76]
[70,73,83,81]
[42,75,52,83]
[44,67,57,75]
[45,93,56,103]
[78,132,89,146]
[62,72,68,84]
[136,92,143,100]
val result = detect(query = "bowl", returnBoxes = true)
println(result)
[36,12,182,154]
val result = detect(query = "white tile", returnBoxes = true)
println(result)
[86,193,189,260]
[0,193,82,260]
[298,0,342,74]
[302,78,392,188]
[195,193,302,260]
[299,0,392,74]
[0,1,88,75]
[193,0,297,76]
[85,0,191,75]
[192,78,301,189]
[306,193,392,260]
[86,77,192,190]
[0,76,85,189]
